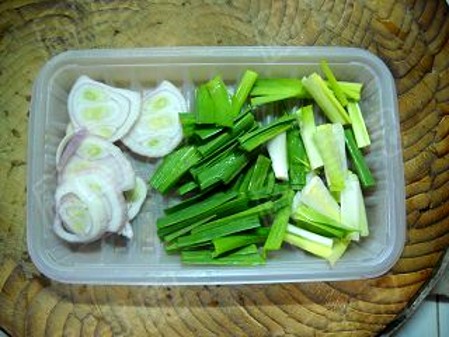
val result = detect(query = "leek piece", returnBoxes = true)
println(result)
[230,70,258,117]
[250,78,310,105]
[284,233,350,265]
[179,112,196,139]
[294,219,347,239]
[194,126,223,140]
[212,232,268,257]
[286,224,333,247]
[287,126,309,189]
[194,85,216,125]
[314,123,348,192]
[340,172,369,239]
[238,164,256,192]
[178,181,199,196]
[263,205,292,255]
[297,105,323,170]
[157,191,238,229]
[264,170,276,193]
[238,114,296,152]
[337,81,363,102]
[149,145,202,194]
[197,112,255,157]
[320,60,348,107]
[248,155,272,192]
[195,76,233,127]
[162,215,215,242]
[206,75,233,127]
[295,175,341,222]
[182,245,265,265]
[344,128,375,188]
[284,233,333,259]
[195,149,250,190]
[347,102,371,148]
[267,132,289,181]
[301,73,351,125]
[292,203,357,233]
[192,201,274,234]
[176,215,261,248]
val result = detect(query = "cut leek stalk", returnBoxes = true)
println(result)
[296,105,323,170]
[314,123,348,192]
[122,81,186,158]
[347,102,371,148]
[68,75,141,142]
[301,73,351,125]
[293,175,341,222]
[267,132,289,181]
[340,171,369,239]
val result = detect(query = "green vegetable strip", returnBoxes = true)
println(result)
[336,81,363,102]
[314,123,347,192]
[247,155,271,192]
[194,126,223,140]
[230,70,258,117]
[192,201,273,235]
[293,220,346,239]
[284,233,333,259]
[263,205,292,255]
[238,164,255,192]
[195,85,215,125]
[293,204,357,233]
[272,188,295,212]
[344,128,375,189]
[176,215,261,248]
[163,216,215,242]
[157,191,238,229]
[163,189,212,215]
[250,78,311,105]
[250,94,298,106]
[301,73,351,125]
[212,233,268,257]
[178,181,198,196]
[347,102,371,148]
[207,75,233,127]
[238,115,296,152]
[287,127,309,189]
[320,60,348,107]
[195,150,250,190]
[179,113,196,138]
[197,112,255,157]
[150,146,202,194]
[182,245,265,265]
[264,170,276,194]
[297,105,323,170]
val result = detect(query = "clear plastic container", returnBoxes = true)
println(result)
[27,47,405,285]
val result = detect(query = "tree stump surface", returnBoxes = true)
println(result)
[0,1,448,336]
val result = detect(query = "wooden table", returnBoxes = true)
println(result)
[1,1,448,336]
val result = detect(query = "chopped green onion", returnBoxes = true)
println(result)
[320,60,348,107]
[149,146,202,194]
[230,70,258,117]
[238,114,296,152]
[296,105,323,170]
[287,126,309,190]
[301,73,351,125]
[347,102,371,148]
[314,123,347,192]
[344,128,375,189]
[263,204,292,256]
[212,232,268,257]
[176,215,261,249]
[182,245,265,265]
[247,155,272,192]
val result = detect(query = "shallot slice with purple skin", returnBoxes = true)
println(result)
[68,75,141,142]
[53,173,127,243]
[58,131,136,191]
[122,80,186,158]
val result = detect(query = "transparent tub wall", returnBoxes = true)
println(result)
[27,48,404,284]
